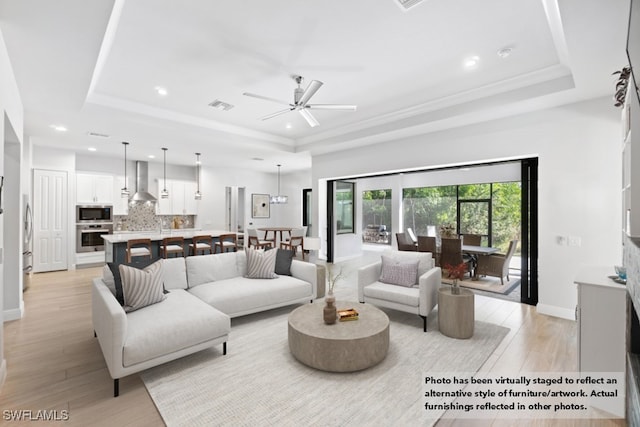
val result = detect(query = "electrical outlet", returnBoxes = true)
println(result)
[568,236,582,247]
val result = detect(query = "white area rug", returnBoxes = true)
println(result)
[141,303,509,427]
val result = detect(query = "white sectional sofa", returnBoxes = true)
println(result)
[357,251,441,332]
[92,250,317,397]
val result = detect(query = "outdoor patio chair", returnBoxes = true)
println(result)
[475,239,519,285]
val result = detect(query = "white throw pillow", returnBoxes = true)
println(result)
[119,260,166,312]
[379,255,419,287]
[245,247,277,279]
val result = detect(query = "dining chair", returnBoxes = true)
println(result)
[126,238,152,263]
[160,236,185,258]
[189,235,214,255]
[280,228,305,259]
[440,237,473,279]
[214,233,238,253]
[475,240,519,285]
[396,233,417,251]
[460,234,482,246]
[247,228,273,249]
[417,235,437,253]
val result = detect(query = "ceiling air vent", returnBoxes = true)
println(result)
[208,99,234,111]
[395,0,425,11]
[87,131,110,138]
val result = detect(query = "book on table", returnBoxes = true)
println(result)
[338,308,359,321]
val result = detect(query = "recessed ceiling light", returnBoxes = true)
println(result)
[50,124,67,132]
[463,56,480,70]
[148,154,156,159]
[88,147,97,152]
[154,86,168,96]
[497,47,513,58]
[285,123,292,129]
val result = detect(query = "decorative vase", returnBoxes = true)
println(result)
[451,279,460,295]
[323,291,337,324]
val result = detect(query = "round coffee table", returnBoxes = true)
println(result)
[288,301,389,372]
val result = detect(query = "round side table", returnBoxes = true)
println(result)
[438,287,474,339]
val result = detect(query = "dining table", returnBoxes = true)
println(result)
[461,244,499,280]
[258,227,294,246]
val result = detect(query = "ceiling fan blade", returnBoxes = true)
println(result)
[297,80,323,106]
[243,92,292,106]
[307,104,357,111]
[260,108,294,121]
[299,109,320,127]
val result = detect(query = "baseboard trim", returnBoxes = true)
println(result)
[3,301,25,321]
[537,303,575,321]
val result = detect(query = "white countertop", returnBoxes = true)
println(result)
[574,265,626,290]
[103,229,235,243]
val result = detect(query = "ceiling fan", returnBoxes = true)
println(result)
[243,75,357,128]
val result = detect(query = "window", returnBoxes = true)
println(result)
[336,181,354,234]
[402,182,520,252]
[403,186,456,235]
[362,189,391,244]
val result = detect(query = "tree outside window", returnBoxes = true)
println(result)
[362,189,391,244]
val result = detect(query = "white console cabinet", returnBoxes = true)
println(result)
[574,266,626,373]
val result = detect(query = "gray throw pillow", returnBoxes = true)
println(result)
[267,248,295,276]
[108,257,160,305]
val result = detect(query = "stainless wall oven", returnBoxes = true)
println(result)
[76,223,113,252]
[76,205,113,223]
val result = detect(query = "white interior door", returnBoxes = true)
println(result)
[33,169,68,272]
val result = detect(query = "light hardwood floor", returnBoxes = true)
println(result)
[0,263,627,426]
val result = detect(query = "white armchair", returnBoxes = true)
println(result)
[357,251,441,332]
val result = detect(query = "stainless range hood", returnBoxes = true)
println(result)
[130,161,157,202]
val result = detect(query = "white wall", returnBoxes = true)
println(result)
[312,97,621,319]
[0,26,24,391]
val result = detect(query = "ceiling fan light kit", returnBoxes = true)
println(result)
[243,75,357,128]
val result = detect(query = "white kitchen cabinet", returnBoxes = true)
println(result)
[76,173,114,204]
[156,179,198,215]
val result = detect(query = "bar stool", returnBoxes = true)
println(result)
[160,236,185,258]
[126,238,152,263]
[214,234,238,253]
[189,235,214,255]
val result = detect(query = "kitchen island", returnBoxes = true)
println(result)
[102,229,236,264]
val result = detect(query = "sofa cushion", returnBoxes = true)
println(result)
[123,290,230,367]
[119,260,166,312]
[363,281,420,307]
[188,276,312,316]
[108,257,161,305]
[245,247,277,279]
[186,251,242,287]
[379,255,419,287]
[163,257,188,290]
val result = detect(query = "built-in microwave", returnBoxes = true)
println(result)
[76,205,113,223]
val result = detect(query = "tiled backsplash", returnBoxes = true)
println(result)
[114,202,195,231]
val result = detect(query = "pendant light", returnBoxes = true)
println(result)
[270,164,288,204]
[161,147,169,199]
[121,141,130,198]
[194,152,202,200]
